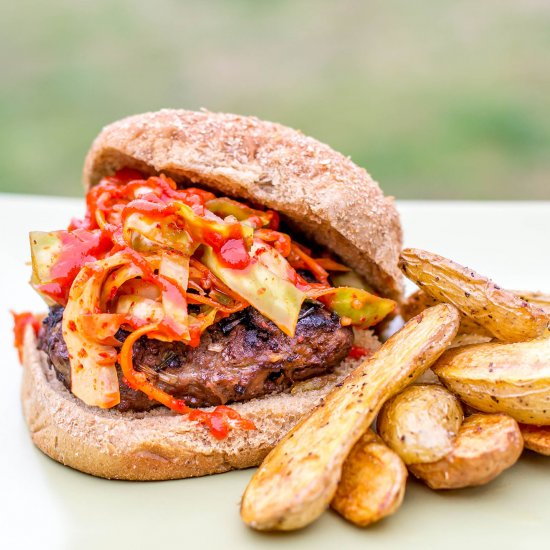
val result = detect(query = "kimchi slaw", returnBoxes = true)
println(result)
[28,168,395,437]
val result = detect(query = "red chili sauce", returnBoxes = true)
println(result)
[12,311,42,363]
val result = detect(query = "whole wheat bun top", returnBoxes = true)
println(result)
[83,109,403,300]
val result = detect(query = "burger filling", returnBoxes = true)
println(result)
[39,302,353,411]
[28,169,395,437]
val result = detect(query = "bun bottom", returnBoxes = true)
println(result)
[21,327,379,480]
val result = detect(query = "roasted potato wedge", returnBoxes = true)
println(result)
[403,288,548,346]
[433,334,550,425]
[378,384,463,464]
[331,431,407,526]
[512,291,550,316]
[240,304,460,531]
[520,424,550,456]
[399,249,548,342]
[409,414,523,489]
[404,288,550,338]
[403,290,491,338]
[401,289,439,321]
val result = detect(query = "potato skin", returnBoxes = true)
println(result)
[433,334,550,425]
[520,424,550,456]
[378,385,463,464]
[409,414,523,489]
[331,431,407,526]
[399,249,548,342]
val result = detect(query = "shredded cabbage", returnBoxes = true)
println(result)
[173,201,254,245]
[160,250,190,290]
[205,197,273,228]
[29,170,396,421]
[123,211,194,254]
[201,245,306,336]
[29,231,63,286]
[62,254,130,408]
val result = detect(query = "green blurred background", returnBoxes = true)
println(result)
[1,0,549,199]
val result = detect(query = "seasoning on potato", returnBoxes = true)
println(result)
[240,304,460,531]
[399,249,548,342]
[331,431,407,526]
[520,424,550,456]
[433,333,550,426]
[378,384,463,465]
[409,413,523,489]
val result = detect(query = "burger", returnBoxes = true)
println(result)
[16,109,402,480]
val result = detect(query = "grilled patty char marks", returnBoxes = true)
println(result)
[38,304,353,412]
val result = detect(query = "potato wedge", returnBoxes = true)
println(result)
[409,413,523,489]
[240,304,460,531]
[399,249,548,342]
[378,384,463,464]
[520,424,550,456]
[331,431,407,526]
[401,289,439,321]
[403,290,491,337]
[403,290,548,347]
[512,290,550,315]
[433,334,550,425]
[404,288,550,338]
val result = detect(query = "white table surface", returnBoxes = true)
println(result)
[2,195,549,550]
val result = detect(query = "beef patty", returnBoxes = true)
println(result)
[39,303,353,412]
